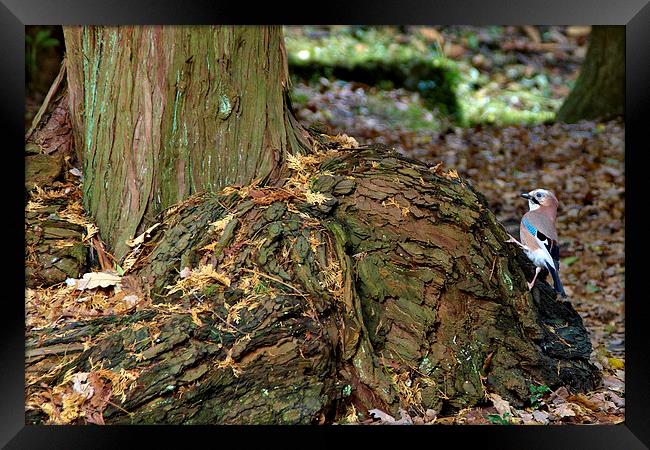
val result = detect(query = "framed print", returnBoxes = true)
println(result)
[2,0,648,447]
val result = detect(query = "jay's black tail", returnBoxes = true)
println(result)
[545,262,567,298]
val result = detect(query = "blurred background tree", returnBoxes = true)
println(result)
[556,26,625,123]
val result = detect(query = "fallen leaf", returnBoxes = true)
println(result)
[532,410,549,424]
[368,408,395,423]
[514,409,536,424]
[549,386,570,405]
[75,272,122,291]
[602,375,624,393]
[425,409,438,421]
[394,408,413,425]
[606,392,624,408]
[123,295,139,309]
[489,393,512,416]
[589,392,616,411]
[553,403,576,418]
[608,357,624,370]
[567,393,601,412]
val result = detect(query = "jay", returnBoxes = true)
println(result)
[506,188,567,298]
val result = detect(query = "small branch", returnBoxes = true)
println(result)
[26,59,67,141]
[489,256,497,282]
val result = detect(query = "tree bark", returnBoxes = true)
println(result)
[26,26,599,425]
[556,26,624,123]
[63,26,310,259]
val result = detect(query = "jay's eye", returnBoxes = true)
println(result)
[536,193,542,198]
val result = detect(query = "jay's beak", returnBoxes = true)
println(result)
[520,192,532,200]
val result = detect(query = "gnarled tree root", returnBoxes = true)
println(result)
[26,144,598,424]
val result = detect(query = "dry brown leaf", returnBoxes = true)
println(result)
[75,272,122,291]
[514,409,536,424]
[332,133,359,149]
[553,402,576,418]
[368,408,396,423]
[532,410,549,424]
[602,375,624,393]
[488,393,512,416]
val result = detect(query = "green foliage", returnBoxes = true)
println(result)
[285,27,438,69]
[25,28,60,83]
[487,412,511,424]
[529,383,552,409]
[254,281,270,295]
[202,284,220,297]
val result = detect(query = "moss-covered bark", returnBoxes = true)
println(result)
[557,26,624,123]
[26,144,598,424]
[64,26,311,259]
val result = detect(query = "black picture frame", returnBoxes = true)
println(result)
[2,1,648,447]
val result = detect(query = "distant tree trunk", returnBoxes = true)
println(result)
[63,26,310,259]
[557,26,624,123]
[26,26,599,425]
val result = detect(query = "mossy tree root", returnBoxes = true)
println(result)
[26,145,598,424]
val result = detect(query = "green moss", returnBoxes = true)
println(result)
[201,284,220,297]
[285,26,562,128]
[285,28,463,121]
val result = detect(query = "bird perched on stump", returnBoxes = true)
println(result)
[506,188,567,298]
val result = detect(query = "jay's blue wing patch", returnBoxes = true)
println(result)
[522,217,537,236]
[524,217,560,270]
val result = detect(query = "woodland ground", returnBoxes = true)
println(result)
[25,25,624,425]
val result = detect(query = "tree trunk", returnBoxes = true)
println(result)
[556,26,624,123]
[26,26,599,425]
[63,26,310,259]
